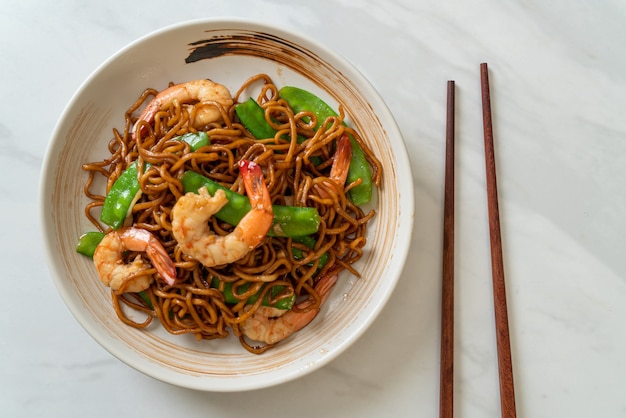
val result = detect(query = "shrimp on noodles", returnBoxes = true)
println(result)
[314,133,352,199]
[240,270,339,345]
[94,227,177,293]
[135,79,234,132]
[171,160,273,267]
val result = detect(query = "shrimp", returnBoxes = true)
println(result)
[240,270,339,345]
[135,79,234,133]
[93,227,177,293]
[171,160,273,267]
[314,133,352,198]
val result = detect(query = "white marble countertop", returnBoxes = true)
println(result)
[2,0,625,416]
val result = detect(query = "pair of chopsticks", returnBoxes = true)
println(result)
[439,63,516,418]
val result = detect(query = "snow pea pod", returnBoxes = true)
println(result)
[235,98,323,166]
[291,235,329,270]
[211,277,295,310]
[100,161,148,229]
[76,231,106,257]
[278,86,374,205]
[180,171,320,237]
[235,98,278,140]
[175,131,209,151]
[138,291,154,309]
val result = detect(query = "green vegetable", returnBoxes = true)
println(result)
[235,98,278,140]
[76,231,106,257]
[175,131,209,151]
[138,291,154,309]
[278,86,374,205]
[180,170,320,237]
[291,235,329,270]
[100,161,147,229]
[235,98,323,166]
[211,277,295,310]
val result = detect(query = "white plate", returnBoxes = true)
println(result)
[40,18,414,391]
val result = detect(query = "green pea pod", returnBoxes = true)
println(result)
[100,161,148,229]
[235,98,278,140]
[291,235,329,270]
[175,131,209,151]
[138,290,154,309]
[211,277,295,310]
[235,97,323,166]
[278,86,374,205]
[180,171,320,237]
[76,231,106,257]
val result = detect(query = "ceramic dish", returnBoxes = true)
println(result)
[40,18,413,391]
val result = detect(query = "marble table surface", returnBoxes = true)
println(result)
[2,0,625,416]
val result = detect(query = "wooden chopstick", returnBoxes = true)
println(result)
[439,80,455,418]
[480,63,517,418]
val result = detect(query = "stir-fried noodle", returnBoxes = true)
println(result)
[81,74,382,353]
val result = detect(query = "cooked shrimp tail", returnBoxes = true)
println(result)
[314,133,352,199]
[240,270,339,345]
[330,133,352,186]
[171,160,274,267]
[94,227,177,293]
[134,79,234,136]
[138,234,177,286]
[236,160,274,244]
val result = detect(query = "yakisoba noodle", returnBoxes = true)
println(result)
[81,74,382,353]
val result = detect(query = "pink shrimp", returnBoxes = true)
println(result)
[240,270,339,345]
[314,133,352,198]
[134,79,234,136]
[93,227,177,293]
[171,160,273,267]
